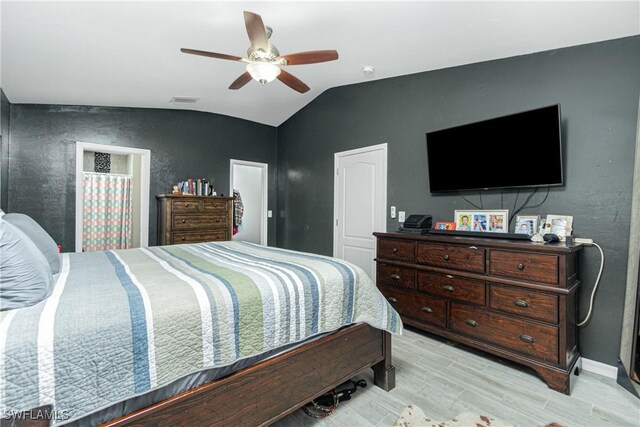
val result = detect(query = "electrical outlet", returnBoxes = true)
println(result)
[390,206,396,219]
[398,211,406,222]
[267,210,273,218]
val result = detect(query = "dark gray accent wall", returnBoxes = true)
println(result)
[6,105,277,250]
[276,36,640,365]
[1,90,10,211]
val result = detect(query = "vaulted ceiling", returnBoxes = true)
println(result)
[2,1,638,126]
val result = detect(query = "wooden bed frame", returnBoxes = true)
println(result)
[10,324,394,427]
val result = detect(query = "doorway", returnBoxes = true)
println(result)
[229,159,268,245]
[333,143,387,279]
[75,142,150,252]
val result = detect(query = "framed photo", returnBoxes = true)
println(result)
[545,215,573,240]
[454,210,509,233]
[515,215,540,236]
[435,221,456,230]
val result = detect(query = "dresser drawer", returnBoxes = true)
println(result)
[379,285,446,328]
[173,214,227,231]
[489,250,559,285]
[450,303,559,364]
[172,230,227,244]
[377,264,416,290]
[203,199,228,212]
[378,239,415,262]
[417,271,485,306]
[417,243,485,273]
[171,200,202,213]
[489,284,558,324]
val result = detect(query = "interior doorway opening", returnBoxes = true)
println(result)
[230,159,268,246]
[75,142,150,252]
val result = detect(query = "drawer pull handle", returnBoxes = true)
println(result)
[445,274,454,279]
[390,274,401,280]
[468,246,478,250]
[216,218,221,223]
[392,248,398,253]
[181,237,185,241]
[514,300,529,308]
[182,219,186,223]
[519,334,535,344]
[443,254,450,261]
[517,263,525,270]
[442,285,455,292]
[387,297,398,303]
[421,306,433,313]
[465,319,478,327]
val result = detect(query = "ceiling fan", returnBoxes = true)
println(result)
[180,11,339,94]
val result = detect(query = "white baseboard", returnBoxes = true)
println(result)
[581,357,618,379]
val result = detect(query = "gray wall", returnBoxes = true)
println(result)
[1,89,10,211]
[276,36,640,365]
[5,105,277,250]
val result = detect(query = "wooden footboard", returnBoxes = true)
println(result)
[102,323,394,426]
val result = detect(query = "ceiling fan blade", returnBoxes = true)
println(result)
[180,48,242,62]
[277,70,310,93]
[280,50,339,65]
[229,72,253,90]
[244,11,269,51]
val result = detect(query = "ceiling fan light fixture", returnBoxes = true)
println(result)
[246,62,281,84]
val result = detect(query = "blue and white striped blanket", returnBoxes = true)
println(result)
[0,241,401,424]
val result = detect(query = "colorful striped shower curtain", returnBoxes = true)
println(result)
[82,172,133,251]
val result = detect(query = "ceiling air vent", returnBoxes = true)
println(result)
[170,96,200,104]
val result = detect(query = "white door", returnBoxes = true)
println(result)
[334,144,387,279]
[230,160,268,245]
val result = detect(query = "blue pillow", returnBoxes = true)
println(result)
[3,213,61,274]
[0,219,54,311]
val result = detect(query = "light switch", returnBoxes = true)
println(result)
[398,211,406,222]
[390,206,396,219]
[267,210,273,218]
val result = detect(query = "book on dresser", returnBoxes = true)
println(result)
[374,231,583,395]
[156,194,233,246]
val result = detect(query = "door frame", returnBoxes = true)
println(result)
[333,143,388,258]
[75,142,151,252]
[229,159,268,246]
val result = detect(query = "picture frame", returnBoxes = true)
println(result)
[434,221,456,230]
[515,215,540,236]
[545,215,573,240]
[454,210,509,233]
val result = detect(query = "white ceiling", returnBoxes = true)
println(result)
[2,1,639,126]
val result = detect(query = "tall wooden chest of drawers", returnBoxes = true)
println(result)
[156,195,233,246]
[374,232,583,394]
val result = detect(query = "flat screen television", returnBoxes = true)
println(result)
[426,104,563,193]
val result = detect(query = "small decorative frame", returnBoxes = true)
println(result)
[515,215,540,236]
[434,221,456,230]
[545,215,573,240]
[454,210,509,233]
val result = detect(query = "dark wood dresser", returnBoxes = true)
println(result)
[374,232,583,394]
[156,195,233,246]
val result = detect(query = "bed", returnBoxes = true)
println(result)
[0,239,401,426]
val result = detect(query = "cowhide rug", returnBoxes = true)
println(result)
[394,405,512,427]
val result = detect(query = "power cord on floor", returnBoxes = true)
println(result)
[577,242,605,327]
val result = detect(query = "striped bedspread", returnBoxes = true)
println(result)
[0,241,401,424]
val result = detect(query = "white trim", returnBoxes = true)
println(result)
[333,143,388,258]
[75,142,151,252]
[581,357,618,379]
[229,159,268,246]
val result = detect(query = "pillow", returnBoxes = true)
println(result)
[3,213,60,274]
[0,219,54,311]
